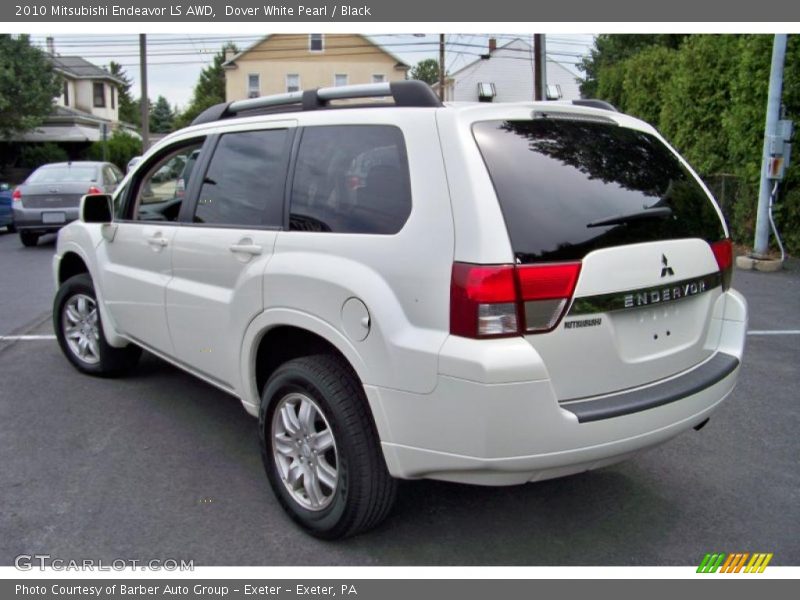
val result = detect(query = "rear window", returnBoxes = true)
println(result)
[28,166,98,184]
[472,119,725,263]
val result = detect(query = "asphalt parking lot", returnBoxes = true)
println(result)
[0,229,798,566]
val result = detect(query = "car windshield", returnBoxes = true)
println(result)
[28,166,98,184]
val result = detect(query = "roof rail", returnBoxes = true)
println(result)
[571,99,618,112]
[191,80,442,126]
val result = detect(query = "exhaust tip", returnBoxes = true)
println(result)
[693,418,710,432]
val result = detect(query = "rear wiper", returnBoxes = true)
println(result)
[587,206,673,228]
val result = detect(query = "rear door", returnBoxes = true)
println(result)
[165,123,295,388]
[472,115,729,400]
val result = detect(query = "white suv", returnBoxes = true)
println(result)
[52,81,747,538]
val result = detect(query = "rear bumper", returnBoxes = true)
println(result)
[368,289,747,486]
[12,206,78,232]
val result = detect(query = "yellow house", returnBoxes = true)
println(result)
[223,34,410,101]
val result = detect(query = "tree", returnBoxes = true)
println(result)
[578,34,687,98]
[108,61,139,125]
[85,130,142,170]
[175,42,237,128]
[149,95,175,133]
[0,35,62,139]
[409,59,440,86]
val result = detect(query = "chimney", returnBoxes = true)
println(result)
[488,37,497,53]
[224,47,236,63]
[46,36,55,56]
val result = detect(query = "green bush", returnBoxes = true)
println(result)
[18,142,68,168]
[84,130,142,171]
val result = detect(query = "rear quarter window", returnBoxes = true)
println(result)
[472,118,725,263]
[289,125,411,234]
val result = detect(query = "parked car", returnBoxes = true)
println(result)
[12,161,123,247]
[52,81,747,539]
[0,183,15,232]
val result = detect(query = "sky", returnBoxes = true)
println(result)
[30,33,595,111]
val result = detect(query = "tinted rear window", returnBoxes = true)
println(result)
[472,119,725,263]
[28,166,98,183]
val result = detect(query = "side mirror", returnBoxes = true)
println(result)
[80,193,113,224]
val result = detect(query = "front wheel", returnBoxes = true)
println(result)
[259,355,397,539]
[54,273,141,376]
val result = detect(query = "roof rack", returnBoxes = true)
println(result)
[571,99,618,112]
[192,80,442,126]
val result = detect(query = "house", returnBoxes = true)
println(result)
[15,39,128,147]
[223,34,410,101]
[440,38,581,103]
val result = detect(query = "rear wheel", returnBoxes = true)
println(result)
[259,354,396,539]
[19,231,39,247]
[54,273,141,376]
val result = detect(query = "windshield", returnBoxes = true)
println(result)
[472,118,725,263]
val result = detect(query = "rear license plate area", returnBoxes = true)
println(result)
[42,212,66,224]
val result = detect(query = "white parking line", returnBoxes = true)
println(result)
[747,330,800,336]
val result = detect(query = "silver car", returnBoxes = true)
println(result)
[12,161,123,247]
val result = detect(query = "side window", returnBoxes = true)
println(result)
[193,129,289,227]
[132,142,204,222]
[289,125,411,234]
[102,166,117,186]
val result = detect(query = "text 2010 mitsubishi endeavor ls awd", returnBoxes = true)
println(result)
[52,81,747,538]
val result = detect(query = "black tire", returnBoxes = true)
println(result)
[54,273,141,377]
[7,223,16,233]
[259,354,397,539]
[20,231,39,247]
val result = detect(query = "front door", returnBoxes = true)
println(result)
[99,139,207,355]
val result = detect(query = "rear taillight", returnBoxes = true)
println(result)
[710,239,733,291]
[11,188,21,203]
[450,261,582,339]
[517,263,582,332]
[87,186,102,195]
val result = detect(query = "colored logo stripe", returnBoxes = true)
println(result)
[697,553,773,573]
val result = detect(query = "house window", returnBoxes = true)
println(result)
[248,73,261,99]
[93,82,106,108]
[286,74,300,93]
[63,81,69,107]
[546,84,563,100]
[110,86,115,109]
[334,74,348,87]
[309,34,324,52]
[477,82,496,102]
[372,74,386,84]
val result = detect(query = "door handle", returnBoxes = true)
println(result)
[229,243,263,256]
[147,235,168,248]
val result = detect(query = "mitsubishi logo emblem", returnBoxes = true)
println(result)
[661,254,675,278]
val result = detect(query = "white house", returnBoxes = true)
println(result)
[14,39,130,146]
[440,38,581,103]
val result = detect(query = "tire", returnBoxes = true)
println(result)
[7,223,16,233]
[259,354,397,539]
[20,231,39,247]
[54,273,141,377]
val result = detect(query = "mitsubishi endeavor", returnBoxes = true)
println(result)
[52,81,747,538]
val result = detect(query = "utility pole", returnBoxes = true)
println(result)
[753,34,787,258]
[139,34,150,153]
[438,34,445,101]
[533,34,546,101]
